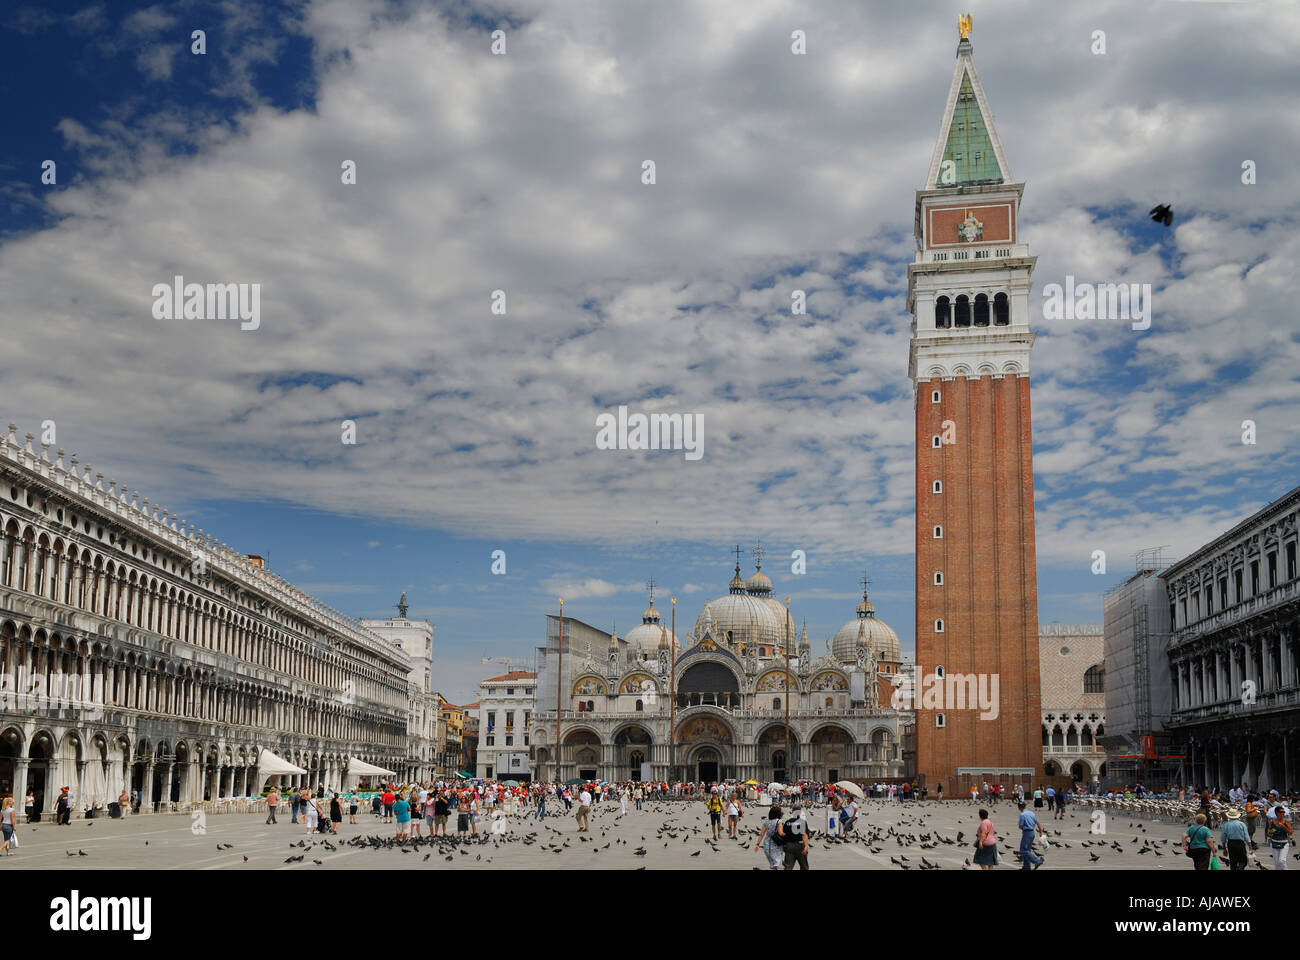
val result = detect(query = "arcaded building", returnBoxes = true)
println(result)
[1039,624,1106,783]
[0,426,411,816]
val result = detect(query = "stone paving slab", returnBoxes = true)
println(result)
[2,800,1240,870]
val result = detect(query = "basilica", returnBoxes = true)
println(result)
[529,551,907,785]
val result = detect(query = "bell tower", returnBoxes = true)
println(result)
[908,17,1041,796]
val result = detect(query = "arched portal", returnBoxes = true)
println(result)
[613,725,653,781]
[808,724,853,783]
[563,729,601,782]
[677,662,740,710]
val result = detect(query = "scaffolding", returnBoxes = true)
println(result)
[1102,548,1179,789]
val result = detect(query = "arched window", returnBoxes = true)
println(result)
[635,699,643,712]
[773,697,781,710]
[933,525,943,538]
[931,389,941,403]
[933,480,943,494]
[1083,664,1104,693]
[974,293,989,326]
[934,571,944,585]
[954,295,970,327]
[586,699,595,712]
[935,619,945,633]
[993,292,1009,325]
[935,296,951,329]
[825,696,833,707]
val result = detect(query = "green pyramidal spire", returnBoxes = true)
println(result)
[941,69,1005,185]
[926,38,1012,190]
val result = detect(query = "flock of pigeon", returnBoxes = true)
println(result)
[42,796,1261,869]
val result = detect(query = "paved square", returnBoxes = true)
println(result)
[3,799,1229,870]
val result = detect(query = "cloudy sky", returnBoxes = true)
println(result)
[2,0,1297,702]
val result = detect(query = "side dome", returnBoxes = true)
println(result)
[831,587,901,664]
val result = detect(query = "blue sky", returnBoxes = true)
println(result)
[2,0,1298,702]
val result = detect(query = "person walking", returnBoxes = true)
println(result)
[576,787,592,832]
[778,803,810,870]
[329,793,343,834]
[1266,805,1293,870]
[0,797,15,856]
[1220,808,1250,870]
[304,793,319,836]
[974,808,998,869]
[727,792,742,838]
[265,787,279,824]
[381,786,396,824]
[634,783,644,811]
[535,787,546,821]
[23,790,34,824]
[393,792,411,842]
[1016,801,1045,870]
[348,789,358,825]
[1244,796,1259,850]
[753,804,784,870]
[289,787,300,824]
[1182,814,1215,870]
[706,787,724,840]
[620,786,629,817]
[118,788,130,820]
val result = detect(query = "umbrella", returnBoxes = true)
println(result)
[564,778,586,786]
[768,782,785,791]
[503,780,520,787]
[835,780,865,800]
[744,780,758,786]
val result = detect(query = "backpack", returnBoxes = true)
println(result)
[781,817,807,847]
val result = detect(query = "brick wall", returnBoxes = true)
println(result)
[915,374,1042,795]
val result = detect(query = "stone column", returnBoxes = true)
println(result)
[140,761,154,813]
[158,763,173,810]
[13,759,29,818]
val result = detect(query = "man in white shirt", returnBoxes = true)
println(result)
[576,789,592,831]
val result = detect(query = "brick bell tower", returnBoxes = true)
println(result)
[908,17,1041,797]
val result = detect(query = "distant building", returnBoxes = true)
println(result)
[461,703,479,774]
[1101,564,1174,786]
[438,698,464,777]
[475,674,536,780]
[1039,624,1106,783]
[361,594,438,782]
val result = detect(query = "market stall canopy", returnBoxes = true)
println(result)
[347,757,398,777]
[255,749,307,789]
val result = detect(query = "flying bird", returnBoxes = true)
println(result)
[1149,204,1173,227]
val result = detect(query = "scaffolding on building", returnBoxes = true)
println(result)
[1102,548,1182,790]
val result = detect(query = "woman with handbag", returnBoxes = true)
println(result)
[974,808,998,869]
[1182,814,1215,870]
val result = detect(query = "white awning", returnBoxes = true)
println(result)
[347,757,397,776]
[256,749,307,778]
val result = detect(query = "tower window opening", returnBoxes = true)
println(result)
[933,480,942,494]
[934,525,943,538]
[936,713,946,728]
[993,292,1009,325]
[934,571,944,585]
[955,295,970,327]
[931,390,941,403]
[932,435,942,448]
[935,619,944,633]
[935,296,951,329]
[974,293,989,326]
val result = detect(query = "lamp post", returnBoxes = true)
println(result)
[556,598,563,785]
[669,598,676,785]
[784,597,791,785]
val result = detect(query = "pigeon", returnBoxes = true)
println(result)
[1149,204,1173,227]
[1089,853,1100,862]
[691,850,701,856]
[243,856,249,862]
[313,859,323,865]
